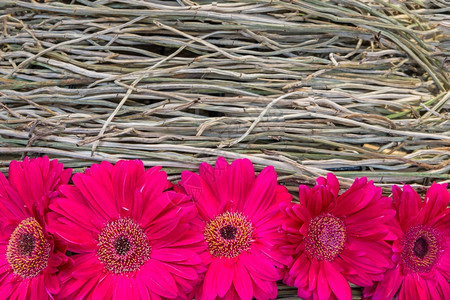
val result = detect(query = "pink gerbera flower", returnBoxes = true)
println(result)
[181,157,292,300]
[280,174,395,300]
[369,183,450,299]
[47,160,205,299]
[0,157,71,299]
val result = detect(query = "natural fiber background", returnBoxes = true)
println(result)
[0,0,449,297]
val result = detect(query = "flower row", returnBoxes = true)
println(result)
[0,156,448,300]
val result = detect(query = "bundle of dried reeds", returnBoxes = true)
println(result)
[1,0,449,199]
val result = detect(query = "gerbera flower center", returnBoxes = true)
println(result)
[114,235,131,255]
[6,217,51,278]
[219,225,238,240]
[204,211,253,258]
[413,237,428,258]
[97,218,150,274]
[305,214,347,261]
[18,233,36,256]
[402,225,443,273]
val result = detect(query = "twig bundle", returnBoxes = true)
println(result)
[0,0,449,198]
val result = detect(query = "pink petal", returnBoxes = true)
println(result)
[0,187,25,220]
[146,202,181,239]
[91,275,114,300]
[422,183,449,224]
[112,160,145,216]
[339,249,384,274]
[435,271,450,299]
[9,160,42,209]
[308,258,320,291]
[113,276,132,300]
[181,171,219,220]
[139,190,172,226]
[425,276,443,300]
[202,259,220,299]
[437,250,450,278]
[137,167,168,220]
[345,202,394,230]
[395,185,422,229]
[43,272,59,294]
[217,260,234,298]
[241,252,279,281]
[161,262,199,281]
[50,185,104,230]
[244,166,277,221]
[291,252,310,288]
[324,260,352,300]
[143,260,178,298]
[434,214,450,236]
[31,275,48,300]
[134,277,151,300]
[334,182,379,217]
[199,162,216,192]
[0,279,12,298]
[151,248,188,262]
[345,240,392,270]
[212,157,231,205]
[226,158,255,211]
[292,202,311,223]
[71,254,104,279]
[325,173,340,197]
[251,274,277,299]
[13,279,30,300]
[73,173,118,220]
[298,184,312,207]
[399,274,428,300]
[317,262,331,299]
[70,274,100,299]
[47,217,96,253]
[233,259,253,300]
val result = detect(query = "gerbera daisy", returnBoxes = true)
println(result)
[280,174,395,300]
[180,157,292,300]
[369,183,450,299]
[0,157,71,299]
[47,160,205,299]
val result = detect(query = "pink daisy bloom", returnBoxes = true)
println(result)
[47,160,205,300]
[280,174,395,300]
[181,157,292,300]
[370,183,450,299]
[0,157,71,299]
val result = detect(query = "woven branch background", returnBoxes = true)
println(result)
[0,0,449,298]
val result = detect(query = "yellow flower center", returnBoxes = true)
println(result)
[204,212,254,258]
[7,217,50,278]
